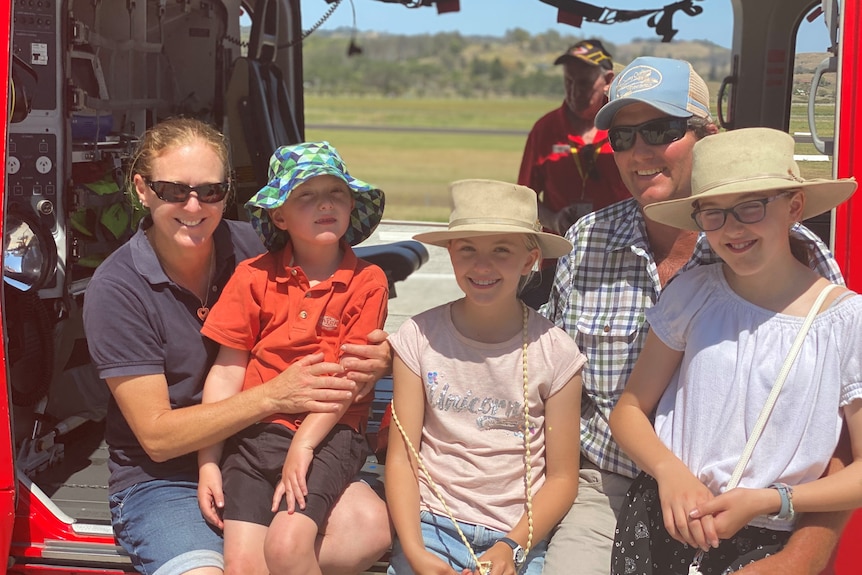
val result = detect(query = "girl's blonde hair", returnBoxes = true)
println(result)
[518,234,542,295]
[126,117,231,205]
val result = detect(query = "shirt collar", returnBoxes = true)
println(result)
[604,199,650,253]
[277,240,357,287]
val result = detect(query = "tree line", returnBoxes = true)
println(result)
[297,28,732,98]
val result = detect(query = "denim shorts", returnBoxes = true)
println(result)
[109,479,224,575]
[388,510,547,575]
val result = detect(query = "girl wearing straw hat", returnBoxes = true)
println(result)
[385,180,585,575]
[608,128,862,574]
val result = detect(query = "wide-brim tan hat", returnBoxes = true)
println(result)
[643,127,857,231]
[414,179,573,259]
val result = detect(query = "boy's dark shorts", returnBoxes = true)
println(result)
[221,422,369,528]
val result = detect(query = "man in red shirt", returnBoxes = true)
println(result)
[518,39,630,308]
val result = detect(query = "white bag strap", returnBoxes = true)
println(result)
[726,282,839,489]
[690,282,840,575]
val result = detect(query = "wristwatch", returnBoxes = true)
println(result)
[498,537,526,568]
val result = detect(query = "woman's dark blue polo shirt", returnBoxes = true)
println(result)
[84,217,264,494]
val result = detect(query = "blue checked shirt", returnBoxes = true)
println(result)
[541,198,845,478]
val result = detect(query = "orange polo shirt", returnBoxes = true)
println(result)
[201,241,388,432]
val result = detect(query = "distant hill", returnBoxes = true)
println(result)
[242,27,830,101]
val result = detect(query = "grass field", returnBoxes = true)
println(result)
[305,96,550,221]
[305,95,837,222]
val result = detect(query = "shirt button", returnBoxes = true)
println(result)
[291,269,297,276]
[299,311,308,319]
[603,325,610,333]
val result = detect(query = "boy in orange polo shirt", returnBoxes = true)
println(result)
[197,142,387,575]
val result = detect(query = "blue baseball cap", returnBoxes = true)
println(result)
[595,57,712,129]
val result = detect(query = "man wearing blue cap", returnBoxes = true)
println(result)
[540,57,850,575]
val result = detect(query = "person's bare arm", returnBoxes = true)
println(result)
[385,355,455,574]
[610,331,718,550]
[198,346,249,465]
[108,352,355,462]
[197,345,249,528]
[274,400,353,512]
[733,424,853,575]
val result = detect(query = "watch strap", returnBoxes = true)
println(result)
[498,537,525,566]
[498,537,519,550]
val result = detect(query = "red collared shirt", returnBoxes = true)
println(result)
[518,103,629,214]
[202,241,388,432]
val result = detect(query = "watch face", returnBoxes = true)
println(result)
[513,546,526,565]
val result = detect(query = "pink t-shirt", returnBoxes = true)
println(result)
[388,302,586,532]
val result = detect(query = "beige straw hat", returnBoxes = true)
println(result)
[413,179,573,259]
[643,127,857,231]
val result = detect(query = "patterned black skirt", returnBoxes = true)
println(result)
[611,473,791,575]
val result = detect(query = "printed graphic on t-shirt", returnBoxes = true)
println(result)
[424,371,534,436]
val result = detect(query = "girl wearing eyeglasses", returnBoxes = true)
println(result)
[83,117,391,575]
[607,127,862,575]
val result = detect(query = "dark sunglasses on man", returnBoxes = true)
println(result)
[145,180,231,204]
[608,117,691,152]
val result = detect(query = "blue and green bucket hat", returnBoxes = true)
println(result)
[245,141,385,251]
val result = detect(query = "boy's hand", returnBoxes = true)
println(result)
[272,442,314,513]
[198,462,225,529]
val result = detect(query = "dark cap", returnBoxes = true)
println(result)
[554,39,613,70]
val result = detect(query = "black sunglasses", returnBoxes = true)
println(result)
[608,117,690,152]
[145,180,230,204]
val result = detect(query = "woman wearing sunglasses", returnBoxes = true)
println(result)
[540,58,850,575]
[83,117,391,575]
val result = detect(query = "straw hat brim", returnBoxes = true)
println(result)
[414,226,573,259]
[643,177,857,231]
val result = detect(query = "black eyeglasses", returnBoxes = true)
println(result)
[691,192,792,232]
[607,117,690,152]
[145,180,230,204]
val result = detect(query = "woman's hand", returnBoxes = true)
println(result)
[197,462,225,529]
[690,487,778,540]
[655,468,719,551]
[340,329,392,401]
[265,353,357,414]
[272,442,314,513]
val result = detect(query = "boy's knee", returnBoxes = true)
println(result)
[264,516,316,562]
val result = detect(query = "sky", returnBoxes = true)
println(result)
[294,0,831,54]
